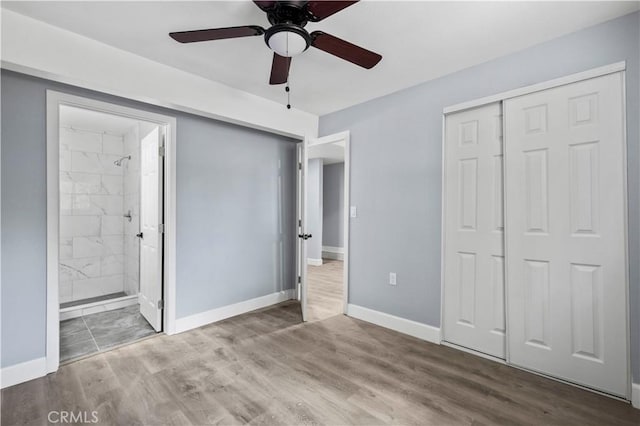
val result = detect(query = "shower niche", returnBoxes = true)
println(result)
[58,105,157,318]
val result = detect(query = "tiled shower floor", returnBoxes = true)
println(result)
[60,305,156,363]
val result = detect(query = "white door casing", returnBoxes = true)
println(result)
[296,141,308,321]
[443,102,506,359]
[139,126,164,331]
[504,72,628,397]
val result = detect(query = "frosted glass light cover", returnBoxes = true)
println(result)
[268,31,307,57]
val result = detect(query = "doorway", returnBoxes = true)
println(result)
[297,132,350,321]
[46,92,177,370]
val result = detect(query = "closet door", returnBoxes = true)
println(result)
[504,72,628,397]
[443,102,506,359]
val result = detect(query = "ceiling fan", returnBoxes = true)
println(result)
[169,1,382,85]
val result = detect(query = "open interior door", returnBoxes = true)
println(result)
[139,126,163,331]
[296,140,309,321]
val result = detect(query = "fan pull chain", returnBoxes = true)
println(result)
[285,33,291,109]
[286,84,291,109]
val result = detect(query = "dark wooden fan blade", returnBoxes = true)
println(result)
[310,31,381,69]
[253,1,277,12]
[306,1,359,22]
[269,53,291,85]
[169,25,264,43]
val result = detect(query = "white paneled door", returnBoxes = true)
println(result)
[443,102,506,359]
[139,126,163,331]
[504,72,628,397]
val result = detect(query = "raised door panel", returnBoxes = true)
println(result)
[523,149,549,234]
[569,142,600,236]
[523,260,551,349]
[458,159,478,231]
[570,263,603,361]
[492,156,504,233]
[491,255,505,335]
[457,252,477,326]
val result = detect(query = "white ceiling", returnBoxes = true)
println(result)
[4,1,638,115]
[60,105,140,135]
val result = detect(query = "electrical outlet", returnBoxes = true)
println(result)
[389,272,397,286]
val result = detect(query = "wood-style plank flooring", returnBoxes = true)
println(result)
[3,301,639,425]
[306,259,343,322]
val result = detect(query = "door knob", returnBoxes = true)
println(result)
[298,233,312,240]
[136,232,143,238]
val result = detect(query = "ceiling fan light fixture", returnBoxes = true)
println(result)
[265,24,310,57]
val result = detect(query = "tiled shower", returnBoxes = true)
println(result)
[59,108,140,308]
[123,125,141,298]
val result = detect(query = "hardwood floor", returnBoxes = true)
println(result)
[306,259,343,322]
[3,301,639,425]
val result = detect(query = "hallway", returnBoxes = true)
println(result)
[306,259,343,322]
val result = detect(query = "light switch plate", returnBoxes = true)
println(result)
[389,272,397,286]
[350,206,357,218]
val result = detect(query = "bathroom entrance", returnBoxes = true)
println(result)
[46,92,176,366]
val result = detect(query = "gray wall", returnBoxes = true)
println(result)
[322,163,344,248]
[306,158,323,261]
[1,70,298,368]
[320,12,640,381]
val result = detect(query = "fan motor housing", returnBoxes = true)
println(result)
[266,1,309,27]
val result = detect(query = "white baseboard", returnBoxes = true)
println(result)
[322,246,344,260]
[632,383,640,409]
[307,258,323,266]
[323,252,344,261]
[0,357,47,389]
[347,304,441,344]
[174,289,296,334]
[59,295,138,320]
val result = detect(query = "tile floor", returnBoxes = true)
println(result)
[60,304,156,363]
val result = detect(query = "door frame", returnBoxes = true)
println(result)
[297,131,351,318]
[45,91,177,373]
[440,61,631,399]
[296,141,308,320]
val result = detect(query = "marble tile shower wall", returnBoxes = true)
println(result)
[123,126,140,296]
[59,127,127,303]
